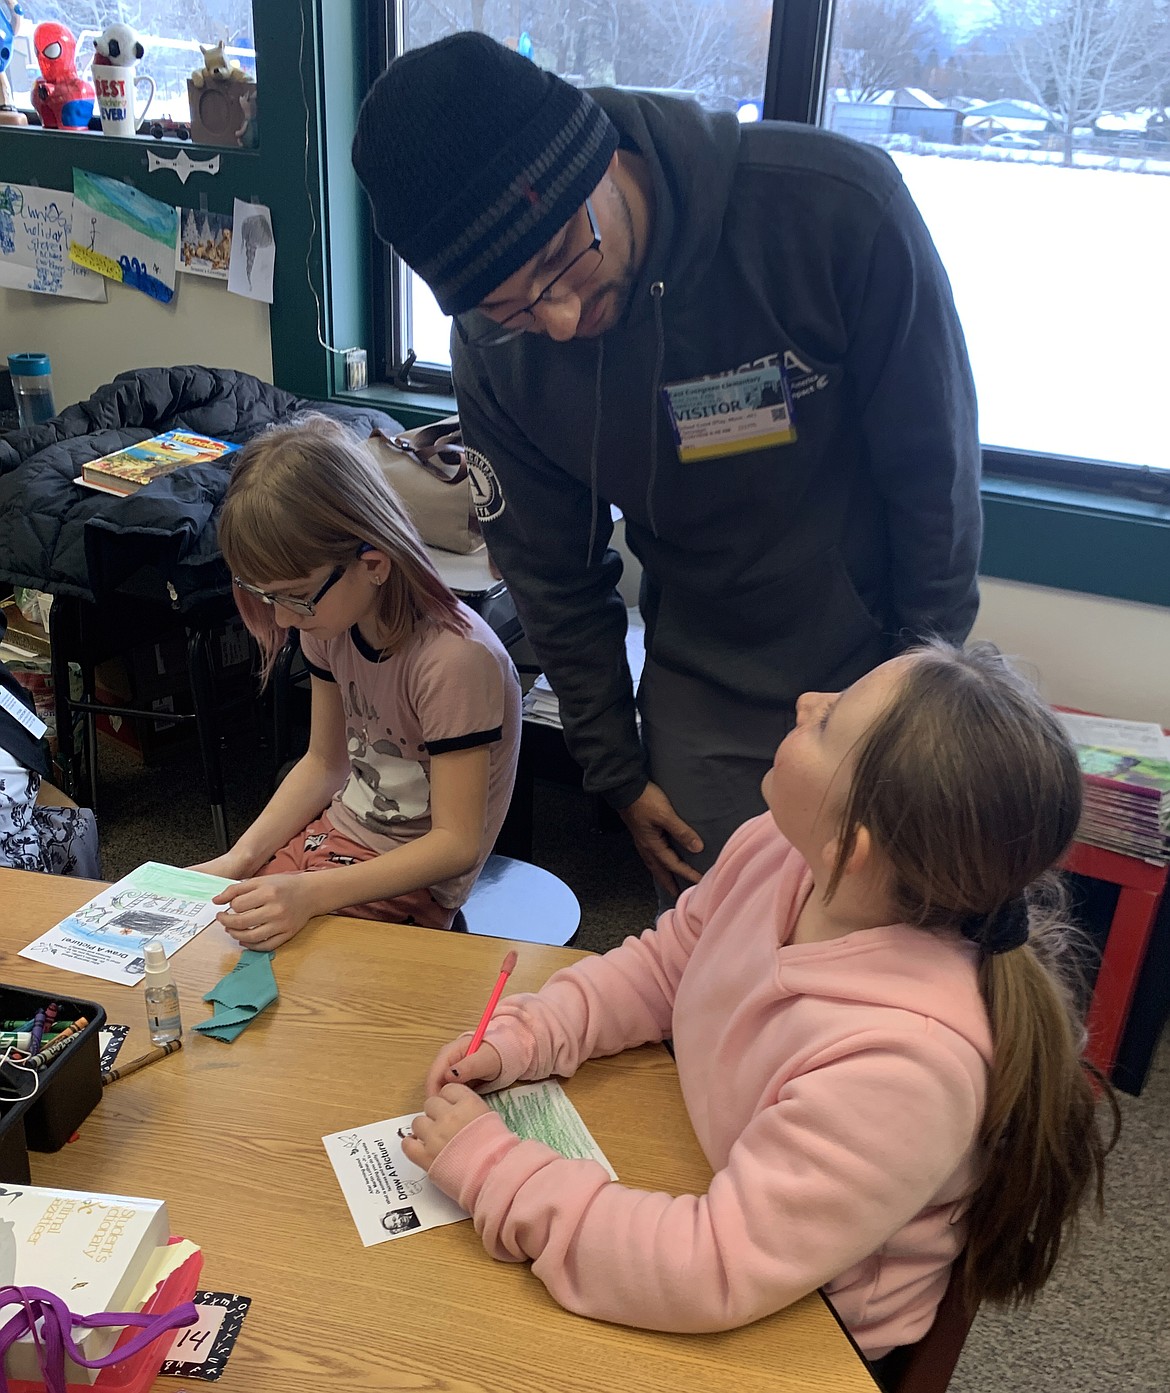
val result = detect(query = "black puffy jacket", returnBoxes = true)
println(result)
[0,365,401,611]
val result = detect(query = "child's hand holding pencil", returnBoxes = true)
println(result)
[405,951,517,1172]
[423,1036,502,1097]
[423,949,516,1095]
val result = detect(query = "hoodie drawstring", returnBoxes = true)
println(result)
[646,281,666,537]
[585,279,666,565]
[586,337,605,567]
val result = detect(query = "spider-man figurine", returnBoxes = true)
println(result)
[31,21,94,130]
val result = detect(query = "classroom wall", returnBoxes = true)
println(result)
[971,578,1170,723]
[2,279,273,411]
[611,524,1170,723]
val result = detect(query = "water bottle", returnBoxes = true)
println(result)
[7,353,57,429]
[143,939,183,1045]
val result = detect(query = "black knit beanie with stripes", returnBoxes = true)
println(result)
[352,32,619,316]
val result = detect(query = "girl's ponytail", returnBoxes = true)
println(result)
[960,879,1117,1307]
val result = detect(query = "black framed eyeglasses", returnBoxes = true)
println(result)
[456,198,604,348]
[234,544,371,618]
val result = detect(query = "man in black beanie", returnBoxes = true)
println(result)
[353,32,982,896]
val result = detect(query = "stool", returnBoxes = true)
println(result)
[1063,839,1169,1079]
[451,855,581,945]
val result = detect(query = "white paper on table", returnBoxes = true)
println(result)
[1056,712,1170,761]
[324,1080,616,1247]
[0,183,107,301]
[227,198,274,303]
[19,861,231,986]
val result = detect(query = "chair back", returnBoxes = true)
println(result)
[881,1261,977,1393]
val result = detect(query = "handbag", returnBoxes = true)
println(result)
[364,417,485,555]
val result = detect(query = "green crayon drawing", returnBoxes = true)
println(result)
[487,1081,614,1174]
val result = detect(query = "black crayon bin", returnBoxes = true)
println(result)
[0,983,107,1183]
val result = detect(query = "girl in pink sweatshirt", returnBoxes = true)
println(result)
[402,643,1115,1362]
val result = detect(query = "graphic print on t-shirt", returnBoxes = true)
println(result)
[340,681,430,832]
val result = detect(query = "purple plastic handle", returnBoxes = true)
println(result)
[0,1285,197,1393]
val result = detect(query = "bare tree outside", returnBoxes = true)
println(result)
[996,0,1170,162]
[827,0,943,101]
[403,0,770,109]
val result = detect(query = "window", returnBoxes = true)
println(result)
[376,2,1170,491]
[822,0,1170,480]
[6,2,255,124]
[381,0,772,382]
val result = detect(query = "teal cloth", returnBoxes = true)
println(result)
[193,950,278,1042]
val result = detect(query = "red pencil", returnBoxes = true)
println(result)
[466,950,518,1057]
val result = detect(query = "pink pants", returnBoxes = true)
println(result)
[260,815,454,930]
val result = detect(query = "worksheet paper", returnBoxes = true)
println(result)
[324,1080,617,1247]
[20,861,231,986]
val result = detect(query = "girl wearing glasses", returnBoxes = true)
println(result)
[192,415,521,947]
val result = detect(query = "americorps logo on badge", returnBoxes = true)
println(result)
[465,447,505,522]
[159,1291,251,1381]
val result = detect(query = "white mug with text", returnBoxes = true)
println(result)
[94,66,155,138]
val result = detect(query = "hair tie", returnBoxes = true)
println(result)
[960,897,1030,956]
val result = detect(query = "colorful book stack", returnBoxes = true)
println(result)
[1057,713,1170,865]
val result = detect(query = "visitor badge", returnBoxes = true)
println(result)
[661,361,796,462]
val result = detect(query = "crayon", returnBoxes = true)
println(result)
[27,1008,46,1056]
[101,1039,182,1085]
[0,1033,33,1051]
[30,1017,88,1070]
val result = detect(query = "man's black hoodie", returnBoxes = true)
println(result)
[454,92,981,809]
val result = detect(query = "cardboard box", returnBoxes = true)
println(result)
[0,599,51,659]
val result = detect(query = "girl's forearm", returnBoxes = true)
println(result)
[227,752,348,875]
[299,826,479,918]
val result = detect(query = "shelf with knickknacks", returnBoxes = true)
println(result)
[187,40,258,149]
[0,1,28,126]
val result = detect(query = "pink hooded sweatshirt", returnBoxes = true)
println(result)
[428,814,994,1357]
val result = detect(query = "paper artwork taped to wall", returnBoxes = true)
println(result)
[69,168,179,303]
[227,198,274,304]
[0,182,107,301]
[177,207,232,280]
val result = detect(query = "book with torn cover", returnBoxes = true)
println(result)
[79,430,238,496]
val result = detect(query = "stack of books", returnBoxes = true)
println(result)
[1057,713,1170,865]
[522,610,645,731]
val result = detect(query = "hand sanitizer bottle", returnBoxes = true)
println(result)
[143,939,183,1045]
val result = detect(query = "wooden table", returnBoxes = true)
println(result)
[0,870,877,1393]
